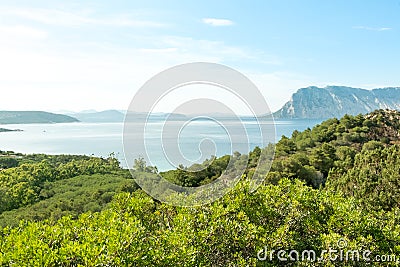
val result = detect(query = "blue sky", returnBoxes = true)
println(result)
[0,0,399,112]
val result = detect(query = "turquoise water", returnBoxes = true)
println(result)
[0,119,323,171]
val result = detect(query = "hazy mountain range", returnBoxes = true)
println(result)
[68,110,125,123]
[68,110,188,122]
[70,86,400,120]
[2,86,400,124]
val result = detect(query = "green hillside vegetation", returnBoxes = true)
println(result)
[0,172,136,228]
[160,155,231,187]
[1,109,400,266]
[0,111,79,124]
[0,154,125,214]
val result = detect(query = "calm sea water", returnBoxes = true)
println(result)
[0,119,323,171]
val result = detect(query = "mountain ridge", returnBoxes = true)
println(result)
[69,110,125,123]
[274,86,400,119]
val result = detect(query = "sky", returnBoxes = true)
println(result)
[0,0,399,113]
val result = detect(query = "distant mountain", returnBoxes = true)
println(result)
[0,111,79,124]
[79,109,99,114]
[274,86,400,119]
[67,110,191,123]
[125,111,187,121]
[71,110,125,123]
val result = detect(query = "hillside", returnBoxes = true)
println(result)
[1,109,400,265]
[0,153,134,225]
[274,86,400,118]
[0,111,79,124]
[0,172,135,228]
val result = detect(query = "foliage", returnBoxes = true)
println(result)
[0,156,121,213]
[1,109,400,265]
[160,155,231,187]
[327,145,400,212]
[0,171,136,228]
[0,179,399,266]
[269,109,400,188]
[0,157,19,169]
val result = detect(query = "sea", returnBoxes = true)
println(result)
[0,119,323,171]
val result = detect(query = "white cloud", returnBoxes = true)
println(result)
[249,72,322,111]
[353,26,392,31]
[202,18,234,27]
[0,25,47,40]
[155,36,282,65]
[0,7,286,112]
[139,47,178,53]
[1,7,167,28]
[0,30,313,113]
[0,30,278,111]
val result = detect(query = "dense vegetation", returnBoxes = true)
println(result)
[1,109,400,266]
[0,172,136,228]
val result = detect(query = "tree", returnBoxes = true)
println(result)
[0,157,18,169]
[275,136,296,157]
[310,143,337,175]
[133,157,147,172]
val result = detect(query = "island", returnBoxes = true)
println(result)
[0,128,23,133]
[274,86,400,119]
[0,111,79,124]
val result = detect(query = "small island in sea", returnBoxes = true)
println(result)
[0,128,23,133]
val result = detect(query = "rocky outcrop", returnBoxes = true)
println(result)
[274,86,400,119]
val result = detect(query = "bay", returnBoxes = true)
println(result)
[0,119,323,171]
